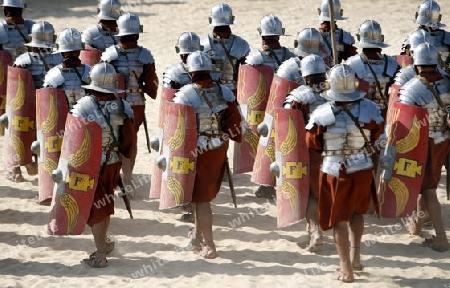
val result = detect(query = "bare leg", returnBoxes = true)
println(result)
[84,218,109,268]
[422,189,449,251]
[194,202,217,259]
[305,196,323,252]
[334,221,354,283]
[349,213,364,270]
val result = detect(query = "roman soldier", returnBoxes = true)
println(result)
[101,13,158,196]
[171,51,243,258]
[81,0,121,65]
[306,64,384,282]
[316,0,357,65]
[400,0,450,73]
[283,54,328,252]
[201,3,250,94]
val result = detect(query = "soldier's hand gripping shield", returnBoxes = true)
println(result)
[233,64,274,174]
[377,101,428,218]
[252,74,300,186]
[32,88,69,205]
[80,45,103,66]
[0,51,12,136]
[1,66,36,170]
[270,108,309,228]
[156,102,197,209]
[47,114,102,235]
[149,86,177,199]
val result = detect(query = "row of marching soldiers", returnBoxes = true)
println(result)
[0,0,448,280]
[152,0,450,282]
[0,0,157,268]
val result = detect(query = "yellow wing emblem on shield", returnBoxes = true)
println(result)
[167,176,184,206]
[43,158,58,176]
[395,115,420,154]
[280,116,297,156]
[10,75,25,111]
[282,181,299,216]
[388,177,409,217]
[244,129,259,156]
[247,72,266,109]
[8,133,24,163]
[40,93,58,133]
[68,129,91,168]
[168,109,185,152]
[60,192,79,235]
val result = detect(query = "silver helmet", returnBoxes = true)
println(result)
[356,20,389,49]
[317,0,347,21]
[323,64,365,101]
[2,0,26,8]
[187,50,212,73]
[175,32,202,55]
[208,3,234,26]
[25,21,56,49]
[409,29,431,54]
[97,0,122,21]
[415,0,445,28]
[117,13,143,37]
[301,54,327,77]
[258,14,284,36]
[413,42,438,65]
[56,28,84,53]
[294,28,326,58]
[82,62,124,93]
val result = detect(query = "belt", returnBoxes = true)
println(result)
[125,88,142,93]
[126,100,144,106]
[322,149,366,156]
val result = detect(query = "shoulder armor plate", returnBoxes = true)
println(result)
[306,102,335,129]
[384,55,400,78]
[341,29,355,45]
[43,65,65,88]
[228,34,250,59]
[13,52,32,66]
[358,99,383,124]
[399,77,434,106]
[245,49,265,65]
[137,46,154,65]
[101,45,120,62]
[395,65,416,85]
[0,20,8,44]
[345,55,367,78]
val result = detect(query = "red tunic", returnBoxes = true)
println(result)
[421,138,450,190]
[306,120,383,231]
[192,101,242,203]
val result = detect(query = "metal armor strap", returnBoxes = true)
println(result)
[361,54,388,108]
[341,104,374,155]
[12,22,29,43]
[218,38,238,81]
[267,48,283,66]
[37,50,50,71]
[100,23,118,45]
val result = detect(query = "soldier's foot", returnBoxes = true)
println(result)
[255,186,276,199]
[187,227,203,251]
[25,162,38,176]
[407,217,422,236]
[305,231,323,252]
[7,167,24,182]
[195,240,217,259]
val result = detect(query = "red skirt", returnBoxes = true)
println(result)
[87,162,121,227]
[421,138,450,190]
[192,145,227,203]
[318,168,372,231]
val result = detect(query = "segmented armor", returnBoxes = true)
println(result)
[14,52,63,88]
[320,28,354,65]
[345,54,399,110]
[173,83,235,150]
[306,99,383,177]
[399,75,450,144]
[201,34,249,91]
[43,64,91,107]
[246,47,296,72]
[71,95,133,165]
[162,62,191,89]
[276,57,304,84]
[395,65,448,85]
[101,44,154,106]
[284,85,326,114]
[82,24,118,52]
[0,19,34,61]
